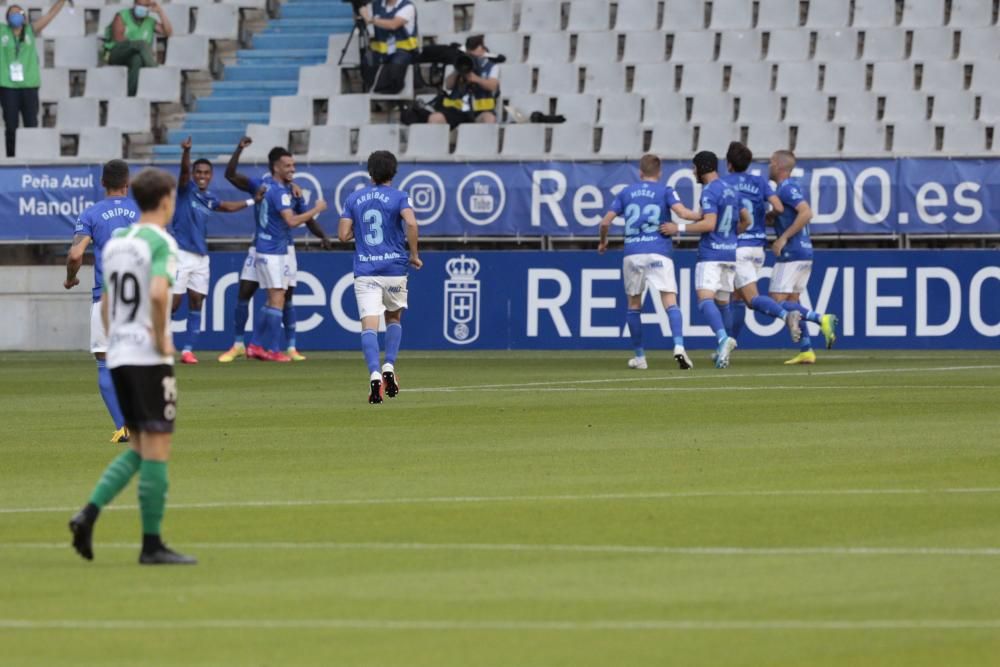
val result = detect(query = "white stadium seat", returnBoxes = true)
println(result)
[78,128,124,160]
[648,122,693,157]
[566,0,612,32]
[525,32,570,63]
[852,0,897,29]
[556,94,599,123]
[669,30,716,62]
[709,0,753,30]
[900,0,946,28]
[161,3,192,36]
[891,121,938,154]
[662,0,706,31]
[783,90,831,124]
[764,29,811,62]
[930,93,976,123]
[15,128,60,160]
[165,36,210,70]
[41,9,85,37]
[726,62,773,94]
[693,121,739,150]
[471,1,515,33]
[688,92,735,121]
[678,62,725,93]
[978,92,1000,123]
[871,61,916,92]
[501,123,547,158]
[504,93,551,119]
[805,2,849,28]
[822,61,868,94]
[840,122,889,156]
[39,67,70,103]
[356,124,401,156]
[454,123,500,158]
[756,0,801,29]
[519,2,562,32]
[832,91,879,123]
[813,29,859,62]
[307,125,351,160]
[910,28,956,61]
[550,123,596,158]
[860,28,907,61]
[918,61,967,92]
[599,123,643,156]
[404,123,450,159]
[499,64,534,94]
[642,89,688,124]
[949,0,995,28]
[136,67,182,103]
[940,123,987,154]
[614,0,662,32]
[485,33,523,62]
[54,36,99,69]
[582,62,627,95]
[56,98,101,131]
[415,1,454,35]
[957,28,1000,62]
[298,65,341,98]
[737,95,781,122]
[745,122,790,152]
[574,32,619,65]
[600,93,642,125]
[535,63,579,95]
[329,95,371,126]
[107,98,152,134]
[84,66,128,99]
[269,96,313,129]
[632,63,675,94]
[244,125,290,160]
[882,91,930,122]
[773,62,819,92]
[794,122,840,155]
[193,4,239,40]
[717,30,763,62]
[622,31,667,63]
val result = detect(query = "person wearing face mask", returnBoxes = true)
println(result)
[427,35,500,128]
[0,1,68,157]
[103,0,172,97]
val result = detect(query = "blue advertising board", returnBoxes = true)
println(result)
[169,249,1000,351]
[3,159,998,240]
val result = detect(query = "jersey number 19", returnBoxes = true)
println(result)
[108,271,140,322]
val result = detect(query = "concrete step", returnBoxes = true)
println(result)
[182,112,270,128]
[167,127,249,145]
[252,32,329,50]
[196,96,273,113]
[223,63,303,81]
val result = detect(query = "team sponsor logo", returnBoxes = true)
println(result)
[456,170,506,226]
[443,255,480,345]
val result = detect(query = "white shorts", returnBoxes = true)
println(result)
[354,276,408,319]
[172,249,210,295]
[90,301,107,354]
[770,260,813,294]
[622,253,678,296]
[241,246,298,287]
[734,246,766,290]
[695,260,736,293]
[254,252,291,290]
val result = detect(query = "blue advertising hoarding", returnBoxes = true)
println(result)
[166,250,1000,351]
[2,159,998,240]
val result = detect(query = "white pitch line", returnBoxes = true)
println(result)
[4,541,1000,557]
[470,385,993,393]
[1,618,998,632]
[408,364,1000,393]
[4,486,1000,515]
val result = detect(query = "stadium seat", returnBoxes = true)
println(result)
[910,28,956,61]
[763,29,812,62]
[165,36,210,70]
[556,94,599,123]
[783,90,830,123]
[161,3,192,35]
[694,121,739,150]
[84,66,128,99]
[328,95,371,126]
[244,124,290,160]
[822,61,868,93]
[871,61,916,92]
[56,98,100,131]
[574,32,619,65]
[662,0,706,31]
[979,92,1000,123]
[326,33,353,65]
[306,125,351,160]
[298,65,341,98]
[485,33,523,62]
[851,0,897,29]
[136,67,182,103]
[969,63,994,94]
[688,92,735,121]
[756,0,801,29]
[678,62,725,93]
[900,0,946,28]
[499,63,534,94]
[882,91,930,122]
[454,123,500,157]
[41,8,84,37]
[614,0,661,31]
[642,89,688,124]
[745,122,790,152]
[519,2,562,32]
[269,96,313,129]
[370,66,414,101]
[773,62,819,92]
[840,122,889,156]
[404,123,450,159]
[39,67,70,103]
[891,121,937,154]
[805,2,850,28]
[859,28,907,60]
[599,124,643,156]
[550,123,595,158]
[501,123,547,158]
[220,0,268,8]
[566,0,612,32]
[709,0,753,30]
[737,95,781,122]
[949,0,995,28]
[813,29,860,61]
[582,62,626,95]
[536,63,579,94]
[503,93,551,119]
[669,31,716,62]
[600,93,642,125]
[717,30,763,62]
[919,61,967,91]
[471,1,515,33]
[193,4,239,40]
[107,98,152,134]
[54,36,99,69]
[356,124,401,156]
[831,91,879,123]
[794,122,840,155]
[941,123,987,154]
[525,33,571,63]
[78,128,124,160]
[15,128,60,160]
[621,31,667,64]
[415,1,455,36]
[930,93,976,122]
[957,28,1000,62]
[648,122,693,157]
[726,62,773,94]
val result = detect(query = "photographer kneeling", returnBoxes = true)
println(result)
[428,35,499,127]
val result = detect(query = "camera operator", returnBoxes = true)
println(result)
[428,35,499,127]
[359,0,419,66]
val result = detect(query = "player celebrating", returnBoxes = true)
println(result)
[64,160,139,444]
[597,154,699,370]
[338,150,422,404]
[170,137,256,364]
[767,150,838,365]
[218,137,332,363]
[69,168,196,566]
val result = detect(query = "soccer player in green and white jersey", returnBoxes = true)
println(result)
[69,168,196,566]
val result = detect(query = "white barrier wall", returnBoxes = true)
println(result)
[0,266,91,351]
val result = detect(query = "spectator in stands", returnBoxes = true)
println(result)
[361,0,420,66]
[428,35,500,128]
[103,0,173,97]
[0,1,69,157]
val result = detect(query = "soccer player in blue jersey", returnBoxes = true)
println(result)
[338,150,422,404]
[64,159,140,443]
[720,141,802,345]
[767,150,838,365]
[169,137,256,365]
[218,137,332,363]
[598,154,700,370]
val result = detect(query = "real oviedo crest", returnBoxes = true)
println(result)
[443,255,480,345]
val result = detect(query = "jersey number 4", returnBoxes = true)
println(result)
[624,204,661,236]
[363,210,384,245]
[108,271,140,322]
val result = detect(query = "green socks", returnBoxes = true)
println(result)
[89,449,142,508]
[138,460,169,536]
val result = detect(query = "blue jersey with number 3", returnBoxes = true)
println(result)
[697,179,742,262]
[342,184,412,277]
[774,177,813,262]
[724,171,774,248]
[608,182,680,257]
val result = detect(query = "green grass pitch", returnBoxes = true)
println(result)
[2,350,999,666]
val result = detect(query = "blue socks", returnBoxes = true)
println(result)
[96,359,125,429]
[385,323,402,365]
[698,299,728,342]
[183,308,201,353]
[234,298,250,345]
[282,304,296,350]
[751,295,789,321]
[666,305,684,348]
[361,329,380,373]
[626,309,644,357]
[718,302,733,337]
[730,301,747,341]
[781,301,822,324]
[254,306,283,352]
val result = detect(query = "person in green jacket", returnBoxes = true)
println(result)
[105,0,173,97]
[0,1,69,157]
